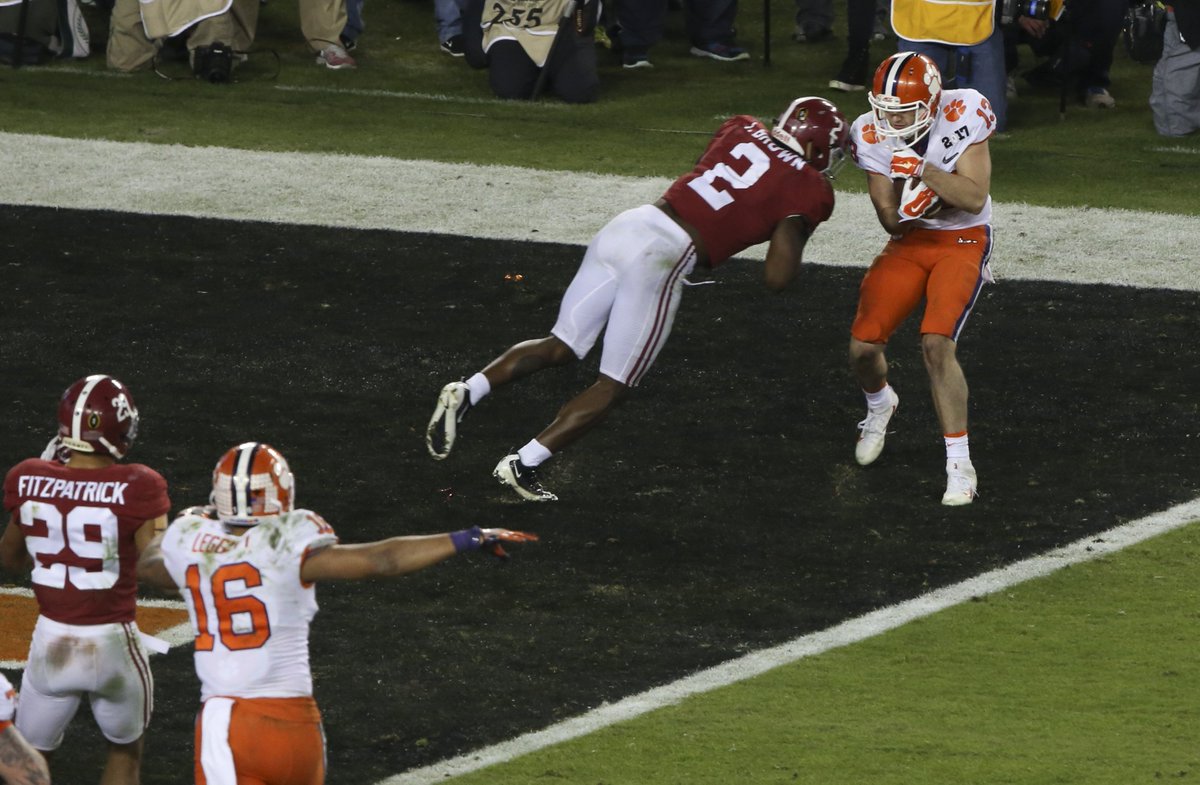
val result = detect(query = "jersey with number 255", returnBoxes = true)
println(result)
[160,509,338,701]
[662,115,835,268]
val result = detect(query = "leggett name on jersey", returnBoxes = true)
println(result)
[16,475,130,504]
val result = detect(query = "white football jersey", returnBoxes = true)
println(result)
[0,673,14,723]
[160,509,337,701]
[850,87,996,231]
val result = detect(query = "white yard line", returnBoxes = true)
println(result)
[0,132,1197,291]
[380,498,1200,785]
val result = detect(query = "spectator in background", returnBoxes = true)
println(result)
[464,0,600,102]
[0,674,50,785]
[827,0,887,90]
[340,0,362,49]
[793,0,832,43]
[1151,2,1200,134]
[1013,0,1132,109]
[113,0,354,73]
[107,0,257,75]
[343,0,465,55]
[436,0,469,55]
[891,0,1007,130]
[795,0,890,45]
[0,375,170,785]
[617,0,749,68]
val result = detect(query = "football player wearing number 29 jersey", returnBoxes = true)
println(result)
[137,442,536,785]
[846,51,997,506]
[426,96,849,502]
[1,374,170,785]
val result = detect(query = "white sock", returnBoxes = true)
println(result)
[944,433,970,462]
[865,384,894,411]
[517,439,552,468]
[465,372,491,406]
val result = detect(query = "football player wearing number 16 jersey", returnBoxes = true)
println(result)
[1,374,170,785]
[137,442,536,785]
[846,52,997,505]
[426,96,849,502]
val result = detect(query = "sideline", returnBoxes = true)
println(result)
[379,497,1200,785]
[1,132,1197,291]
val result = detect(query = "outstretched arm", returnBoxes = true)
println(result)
[300,527,538,582]
[763,215,812,291]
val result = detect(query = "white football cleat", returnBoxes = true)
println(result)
[426,382,471,460]
[493,454,557,502]
[942,459,978,506]
[855,387,899,466]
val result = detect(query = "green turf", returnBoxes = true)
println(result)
[1,1,1198,213]
[449,523,1200,785]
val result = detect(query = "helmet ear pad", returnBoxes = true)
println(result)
[57,375,140,459]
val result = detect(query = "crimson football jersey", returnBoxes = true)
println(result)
[661,115,836,267]
[4,458,170,624]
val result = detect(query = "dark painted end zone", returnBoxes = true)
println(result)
[1,205,1196,783]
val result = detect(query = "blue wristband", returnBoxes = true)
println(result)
[450,526,483,553]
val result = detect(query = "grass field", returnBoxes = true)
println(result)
[441,522,1200,785]
[1,2,1198,783]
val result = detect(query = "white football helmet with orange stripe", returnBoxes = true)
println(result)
[211,442,295,525]
[868,52,943,146]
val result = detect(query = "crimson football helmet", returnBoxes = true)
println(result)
[211,442,295,525]
[869,52,943,146]
[770,96,850,177]
[57,374,140,459]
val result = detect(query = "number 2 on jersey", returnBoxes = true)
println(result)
[686,142,771,210]
[185,563,272,651]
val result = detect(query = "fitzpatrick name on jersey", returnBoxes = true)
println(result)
[849,87,995,231]
[15,475,130,504]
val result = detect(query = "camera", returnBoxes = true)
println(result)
[1001,0,1051,24]
[193,41,234,84]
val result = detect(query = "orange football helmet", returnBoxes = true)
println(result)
[868,52,943,146]
[211,442,294,525]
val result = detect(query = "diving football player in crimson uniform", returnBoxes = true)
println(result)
[846,52,997,505]
[0,374,170,784]
[137,441,536,785]
[426,96,850,501]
